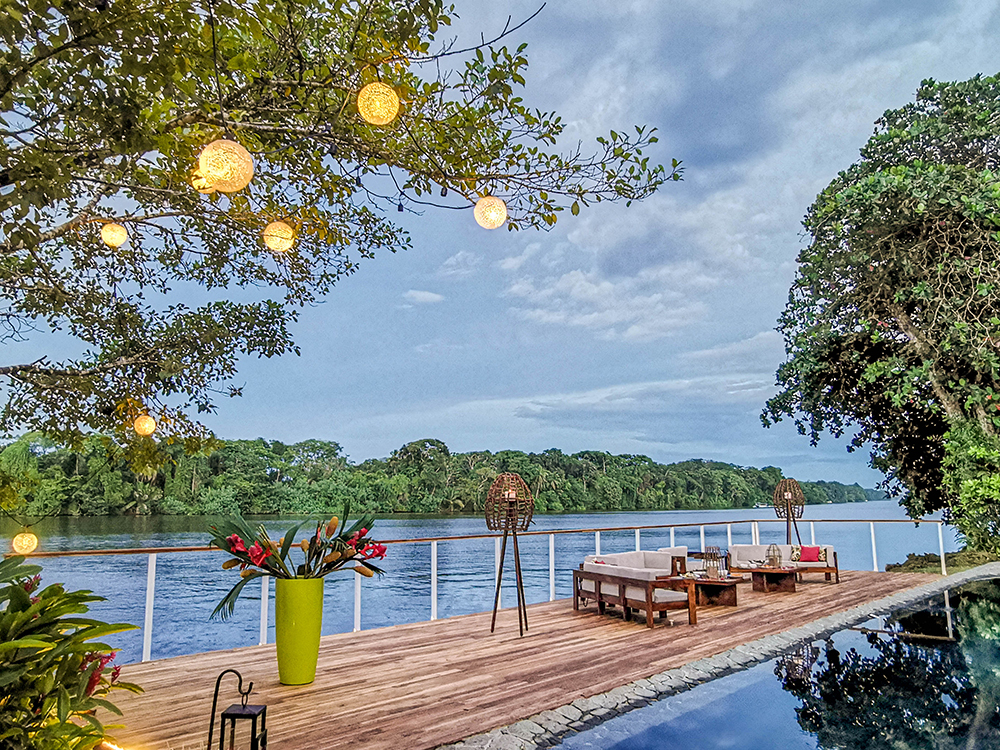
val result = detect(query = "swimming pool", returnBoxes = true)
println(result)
[561,578,1000,749]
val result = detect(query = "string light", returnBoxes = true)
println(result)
[474,196,508,229]
[134,414,157,437]
[197,137,254,193]
[263,221,295,252]
[11,530,38,555]
[100,223,128,248]
[357,82,400,126]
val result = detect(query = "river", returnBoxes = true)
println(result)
[2,501,958,664]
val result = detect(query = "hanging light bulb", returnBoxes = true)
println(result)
[357,82,400,126]
[11,530,38,555]
[134,414,157,437]
[100,223,128,248]
[474,196,508,229]
[263,221,295,252]
[197,137,254,193]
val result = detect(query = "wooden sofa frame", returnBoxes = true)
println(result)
[572,565,697,628]
[726,550,840,584]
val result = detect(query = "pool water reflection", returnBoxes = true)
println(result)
[563,579,1000,750]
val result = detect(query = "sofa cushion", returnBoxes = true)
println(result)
[582,561,670,581]
[729,544,769,566]
[790,545,827,563]
[654,546,688,559]
[579,579,688,605]
[587,551,646,568]
[642,550,685,569]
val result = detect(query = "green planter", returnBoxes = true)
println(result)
[274,577,324,685]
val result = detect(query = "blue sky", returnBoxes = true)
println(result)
[203,0,1000,486]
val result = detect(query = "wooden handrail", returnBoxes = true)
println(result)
[11,516,944,559]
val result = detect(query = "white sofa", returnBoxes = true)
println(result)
[727,544,839,583]
[573,549,696,627]
[655,546,707,573]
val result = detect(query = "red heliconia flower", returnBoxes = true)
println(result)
[227,534,247,553]
[361,543,387,560]
[247,541,271,567]
[111,665,122,684]
[81,652,115,696]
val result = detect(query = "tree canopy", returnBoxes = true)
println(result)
[0,0,679,469]
[763,73,1000,536]
[2,434,872,517]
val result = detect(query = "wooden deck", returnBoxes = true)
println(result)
[111,570,938,750]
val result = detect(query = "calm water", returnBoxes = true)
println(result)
[564,578,1000,749]
[2,501,957,664]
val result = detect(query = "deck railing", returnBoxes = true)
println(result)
[20,516,949,662]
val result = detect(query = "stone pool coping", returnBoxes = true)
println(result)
[437,562,1000,750]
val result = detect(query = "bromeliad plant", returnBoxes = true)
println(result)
[208,510,387,619]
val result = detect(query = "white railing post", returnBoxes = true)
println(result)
[810,522,816,545]
[549,534,556,602]
[752,521,759,545]
[430,540,438,621]
[595,531,601,555]
[870,522,879,572]
[634,528,641,551]
[353,570,362,632]
[669,527,675,547]
[142,553,156,662]
[495,536,502,608]
[259,575,269,645]
[699,525,706,553]
[938,523,947,575]
[727,524,732,548]
[944,590,954,639]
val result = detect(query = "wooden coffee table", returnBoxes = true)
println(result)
[662,576,742,606]
[745,567,797,593]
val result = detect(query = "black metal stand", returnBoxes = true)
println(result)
[490,510,529,637]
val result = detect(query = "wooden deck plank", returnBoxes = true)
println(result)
[111,570,938,750]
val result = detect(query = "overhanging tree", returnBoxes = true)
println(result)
[0,0,680,471]
[763,73,1000,537]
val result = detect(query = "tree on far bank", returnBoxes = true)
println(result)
[0,0,679,477]
[764,73,1000,549]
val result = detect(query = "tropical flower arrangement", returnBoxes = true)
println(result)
[208,510,387,619]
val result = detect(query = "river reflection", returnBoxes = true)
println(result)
[1,502,956,664]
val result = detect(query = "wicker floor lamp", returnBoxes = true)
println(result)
[486,473,535,636]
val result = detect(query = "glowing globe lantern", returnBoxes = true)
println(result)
[263,221,295,252]
[191,169,217,195]
[474,196,507,229]
[357,82,400,126]
[100,223,128,248]
[198,138,254,193]
[11,531,38,555]
[134,414,157,437]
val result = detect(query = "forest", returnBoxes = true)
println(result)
[2,436,878,517]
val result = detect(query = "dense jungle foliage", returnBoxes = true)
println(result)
[3,436,875,517]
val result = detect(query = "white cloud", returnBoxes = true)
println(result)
[402,289,445,304]
[437,251,480,278]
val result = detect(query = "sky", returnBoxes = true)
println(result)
[199,0,1000,485]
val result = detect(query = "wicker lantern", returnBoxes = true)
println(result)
[766,543,782,568]
[134,414,156,437]
[474,196,507,229]
[704,546,722,579]
[100,223,128,248]
[263,221,295,252]
[357,82,400,125]
[198,138,255,193]
[11,530,38,555]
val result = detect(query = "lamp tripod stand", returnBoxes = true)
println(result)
[486,473,535,637]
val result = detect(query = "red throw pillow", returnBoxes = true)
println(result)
[799,546,821,562]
